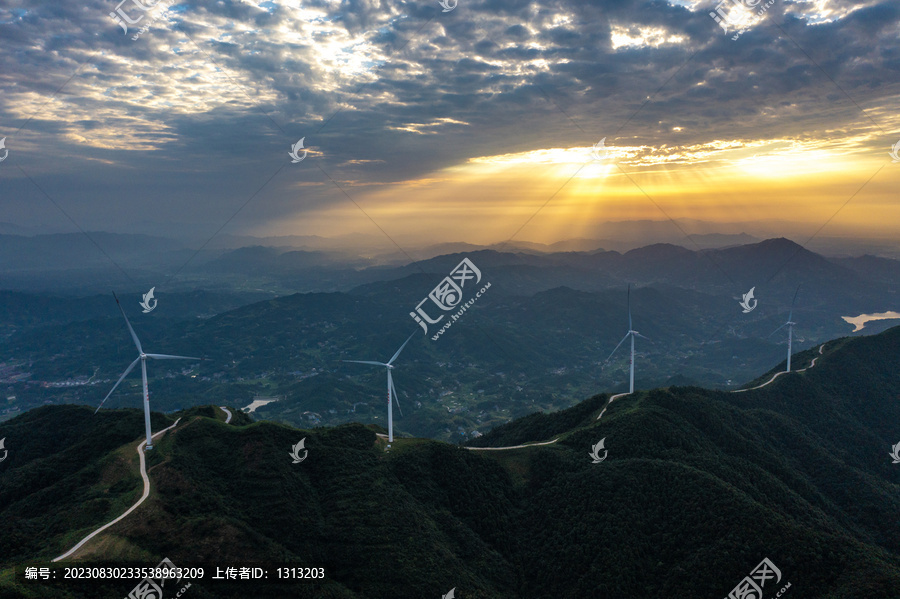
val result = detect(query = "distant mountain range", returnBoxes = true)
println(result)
[2,237,899,440]
[3,223,899,293]
[1,325,898,598]
[199,237,899,304]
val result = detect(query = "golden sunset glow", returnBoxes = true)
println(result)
[3,0,898,254]
[274,135,900,244]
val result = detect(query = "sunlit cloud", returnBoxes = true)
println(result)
[0,0,896,246]
[387,117,470,134]
[610,24,687,49]
[788,0,869,25]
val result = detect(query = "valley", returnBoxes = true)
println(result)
[3,239,897,443]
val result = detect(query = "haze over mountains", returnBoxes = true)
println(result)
[3,221,900,294]
[1,325,898,598]
[2,235,899,444]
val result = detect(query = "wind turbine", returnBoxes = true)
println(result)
[343,332,417,444]
[606,285,650,394]
[95,293,200,451]
[769,284,801,372]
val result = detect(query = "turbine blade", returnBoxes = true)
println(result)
[788,283,801,321]
[95,357,140,413]
[606,332,631,362]
[389,370,403,417]
[113,292,143,354]
[627,284,632,331]
[343,360,387,366]
[144,353,201,360]
[768,322,788,338]
[634,332,652,342]
[387,331,418,365]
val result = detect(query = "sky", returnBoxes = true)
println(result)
[1,0,899,250]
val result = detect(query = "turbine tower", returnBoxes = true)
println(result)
[769,284,801,372]
[96,293,200,450]
[344,332,417,444]
[606,285,650,394]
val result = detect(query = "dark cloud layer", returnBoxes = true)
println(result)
[0,0,898,238]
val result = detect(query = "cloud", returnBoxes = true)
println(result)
[0,0,897,242]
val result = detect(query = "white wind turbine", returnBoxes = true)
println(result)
[95,293,200,450]
[606,285,650,394]
[343,332,417,444]
[769,284,801,372]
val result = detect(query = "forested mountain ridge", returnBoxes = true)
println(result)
[1,328,898,598]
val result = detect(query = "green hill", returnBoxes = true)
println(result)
[1,328,899,598]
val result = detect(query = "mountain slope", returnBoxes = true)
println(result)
[0,406,175,562]
[1,329,899,598]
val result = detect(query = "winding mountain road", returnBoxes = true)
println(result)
[468,344,829,451]
[220,406,232,423]
[52,418,182,562]
[466,438,560,451]
[466,389,629,451]
[395,345,831,454]
[732,343,826,394]
[375,431,562,452]
[596,392,630,421]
